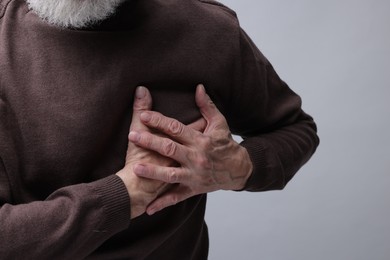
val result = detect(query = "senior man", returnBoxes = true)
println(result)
[0,0,319,259]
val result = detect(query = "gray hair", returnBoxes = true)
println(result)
[26,0,126,28]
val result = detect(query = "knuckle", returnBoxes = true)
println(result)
[150,114,162,127]
[133,100,146,110]
[168,170,179,183]
[198,136,212,149]
[163,139,177,157]
[168,120,183,136]
[140,133,153,147]
[195,155,212,170]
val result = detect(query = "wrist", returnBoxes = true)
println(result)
[234,147,253,190]
[116,167,132,193]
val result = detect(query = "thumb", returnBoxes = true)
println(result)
[195,84,224,128]
[130,86,152,131]
[146,186,192,215]
[187,117,207,132]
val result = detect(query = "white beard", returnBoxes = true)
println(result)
[26,0,127,28]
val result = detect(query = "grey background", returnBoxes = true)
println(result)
[205,1,390,260]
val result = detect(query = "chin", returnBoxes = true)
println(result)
[26,0,126,28]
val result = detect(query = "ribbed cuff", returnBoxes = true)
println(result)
[241,137,286,191]
[240,138,267,191]
[91,175,131,232]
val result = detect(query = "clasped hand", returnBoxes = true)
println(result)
[128,84,253,216]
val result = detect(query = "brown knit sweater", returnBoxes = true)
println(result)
[0,0,319,259]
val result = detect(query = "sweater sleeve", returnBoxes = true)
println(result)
[228,29,319,192]
[0,157,131,259]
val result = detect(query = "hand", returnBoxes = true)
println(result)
[116,86,206,219]
[129,84,253,215]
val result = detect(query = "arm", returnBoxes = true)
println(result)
[130,82,318,214]
[0,87,202,259]
[128,30,319,213]
[0,160,130,259]
[227,29,319,191]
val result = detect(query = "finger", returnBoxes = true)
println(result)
[129,130,188,163]
[195,84,226,128]
[187,117,206,132]
[130,86,152,131]
[133,164,189,184]
[146,185,193,215]
[139,111,203,145]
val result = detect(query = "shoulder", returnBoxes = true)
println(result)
[148,0,241,42]
[192,0,238,26]
[156,0,239,25]
[196,0,237,16]
[171,0,240,34]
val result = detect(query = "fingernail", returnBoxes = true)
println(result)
[128,131,140,142]
[140,112,151,122]
[135,86,146,99]
[197,84,205,93]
